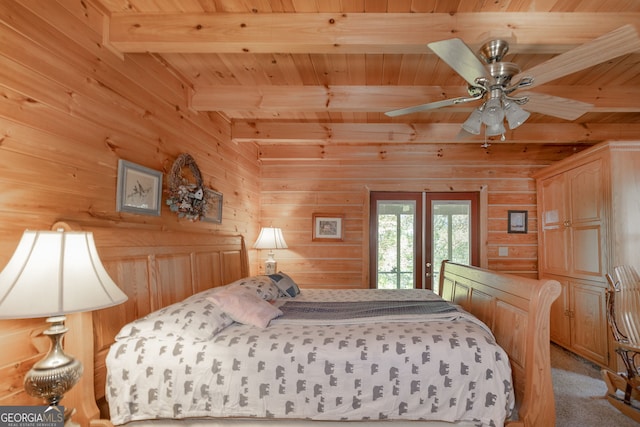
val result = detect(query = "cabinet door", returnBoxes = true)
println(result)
[570,280,608,366]
[548,276,571,346]
[539,174,570,274]
[568,160,605,279]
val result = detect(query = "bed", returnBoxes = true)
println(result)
[56,223,560,427]
[106,284,516,426]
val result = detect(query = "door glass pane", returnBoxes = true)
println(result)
[432,200,471,291]
[376,200,416,289]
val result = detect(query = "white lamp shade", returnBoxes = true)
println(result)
[253,227,288,249]
[504,101,531,130]
[485,122,506,136]
[481,98,505,126]
[461,108,483,135]
[0,230,128,319]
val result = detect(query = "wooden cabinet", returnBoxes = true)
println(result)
[571,280,608,364]
[546,274,608,365]
[538,159,604,279]
[535,141,640,369]
[547,274,571,346]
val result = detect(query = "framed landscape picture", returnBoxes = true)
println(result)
[312,213,344,242]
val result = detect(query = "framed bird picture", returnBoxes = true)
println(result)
[116,159,163,216]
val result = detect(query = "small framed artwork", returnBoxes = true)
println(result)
[508,210,528,234]
[312,213,344,242]
[202,189,223,223]
[116,159,163,216]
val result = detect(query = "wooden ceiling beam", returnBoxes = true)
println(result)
[191,85,640,112]
[232,122,640,144]
[256,143,588,162]
[107,12,640,54]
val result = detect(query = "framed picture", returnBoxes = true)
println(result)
[312,213,344,242]
[202,189,223,223]
[508,210,528,234]
[116,159,163,216]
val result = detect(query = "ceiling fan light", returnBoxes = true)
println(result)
[461,108,483,135]
[481,98,505,126]
[485,122,505,137]
[504,101,530,129]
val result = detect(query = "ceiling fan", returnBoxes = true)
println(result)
[385,24,640,139]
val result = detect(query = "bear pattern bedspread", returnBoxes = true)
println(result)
[106,287,515,426]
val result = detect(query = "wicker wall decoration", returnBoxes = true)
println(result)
[166,153,208,221]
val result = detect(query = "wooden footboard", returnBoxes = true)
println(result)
[439,261,561,427]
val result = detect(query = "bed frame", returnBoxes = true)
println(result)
[55,224,559,427]
[438,261,561,426]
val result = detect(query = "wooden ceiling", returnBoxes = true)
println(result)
[95,0,640,146]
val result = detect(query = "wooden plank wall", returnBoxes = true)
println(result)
[0,0,593,412]
[257,143,589,287]
[0,0,260,407]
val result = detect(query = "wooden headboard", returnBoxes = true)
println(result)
[56,222,249,426]
[439,261,561,427]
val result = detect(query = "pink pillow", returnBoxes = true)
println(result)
[207,286,282,328]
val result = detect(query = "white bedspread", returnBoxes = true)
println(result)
[106,288,514,426]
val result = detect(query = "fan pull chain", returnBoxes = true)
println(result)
[481,133,491,149]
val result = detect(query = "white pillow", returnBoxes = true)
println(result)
[227,275,281,301]
[115,296,233,341]
[207,286,282,328]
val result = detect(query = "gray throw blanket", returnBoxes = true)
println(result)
[272,299,460,325]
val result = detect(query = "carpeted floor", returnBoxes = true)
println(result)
[551,343,639,426]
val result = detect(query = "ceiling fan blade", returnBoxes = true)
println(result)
[385,96,480,117]
[516,25,640,89]
[428,38,491,87]
[520,92,593,121]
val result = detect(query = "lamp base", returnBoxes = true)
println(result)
[264,259,277,275]
[24,316,82,424]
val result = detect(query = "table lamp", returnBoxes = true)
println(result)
[253,227,288,275]
[0,229,128,423]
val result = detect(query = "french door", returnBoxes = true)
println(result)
[369,192,479,290]
[369,193,423,289]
